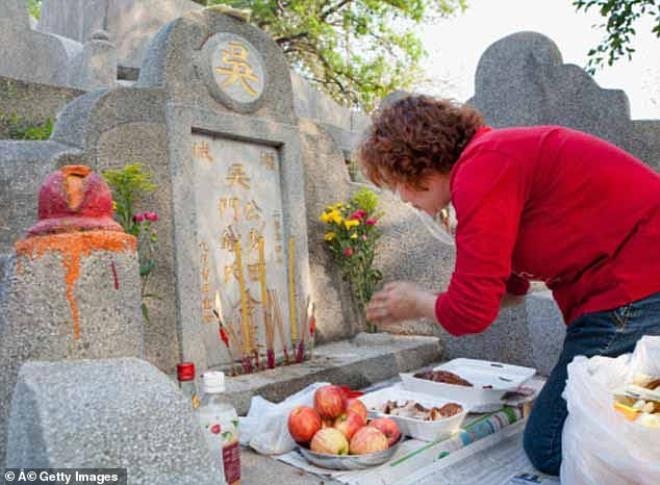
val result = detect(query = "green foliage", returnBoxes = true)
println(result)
[352,186,379,214]
[320,188,383,332]
[102,163,157,234]
[573,0,660,74]
[3,114,53,140]
[102,163,160,323]
[202,0,467,110]
[27,0,42,19]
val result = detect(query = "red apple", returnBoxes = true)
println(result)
[368,417,401,446]
[313,385,347,420]
[310,428,349,455]
[333,411,366,440]
[287,406,321,444]
[349,426,389,455]
[346,398,368,422]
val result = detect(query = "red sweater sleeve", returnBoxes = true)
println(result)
[505,273,530,296]
[436,149,529,336]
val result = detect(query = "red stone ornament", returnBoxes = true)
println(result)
[27,165,122,236]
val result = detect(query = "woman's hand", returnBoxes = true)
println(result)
[366,281,438,331]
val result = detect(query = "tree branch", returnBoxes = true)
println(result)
[320,0,354,21]
[275,31,310,45]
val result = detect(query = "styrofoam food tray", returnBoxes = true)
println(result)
[360,383,467,442]
[400,358,536,413]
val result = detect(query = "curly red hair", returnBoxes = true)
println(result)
[358,95,484,190]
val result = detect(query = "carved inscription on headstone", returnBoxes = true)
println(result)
[191,133,288,366]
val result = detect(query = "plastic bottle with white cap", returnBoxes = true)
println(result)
[198,371,240,485]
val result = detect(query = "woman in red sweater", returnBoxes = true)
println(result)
[360,95,660,475]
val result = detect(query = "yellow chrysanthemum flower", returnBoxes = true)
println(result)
[324,232,336,241]
[344,219,360,229]
[320,212,330,223]
[350,233,358,239]
[329,210,343,225]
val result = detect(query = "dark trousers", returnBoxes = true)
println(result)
[523,292,660,475]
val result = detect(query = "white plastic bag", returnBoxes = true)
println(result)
[561,336,660,485]
[238,381,329,455]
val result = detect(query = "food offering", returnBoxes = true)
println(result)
[613,375,660,427]
[377,399,464,421]
[287,384,402,470]
[361,385,468,442]
[413,370,474,387]
[401,358,536,412]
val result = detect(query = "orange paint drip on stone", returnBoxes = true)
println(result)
[15,231,137,339]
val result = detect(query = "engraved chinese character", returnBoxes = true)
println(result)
[247,263,260,282]
[219,196,240,221]
[193,141,213,162]
[244,199,262,221]
[202,297,214,322]
[275,244,283,263]
[273,212,283,241]
[215,41,259,96]
[248,228,262,252]
[221,228,235,251]
[260,151,276,170]
[226,163,251,189]
[224,263,238,283]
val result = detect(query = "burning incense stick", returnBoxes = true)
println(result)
[296,295,311,363]
[269,288,290,363]
[309,302,316,360]
[288,237,297,346]
[232,238,252,358]
[257,236,275,368]
[213,291,239,375]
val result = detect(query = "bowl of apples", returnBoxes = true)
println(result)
[288,384,403,470]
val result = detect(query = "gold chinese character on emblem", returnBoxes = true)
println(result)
[215,41,259,96]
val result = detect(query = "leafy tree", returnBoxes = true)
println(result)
[199,0,466,110]
[27,0,42,19]
[573,0,660,74]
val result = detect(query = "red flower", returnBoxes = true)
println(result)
[210,424,221,434]
[343,247,354,257]
[144,211,160,222]
[365,218,377,226]
[350,209,367,220]
[133,212,146,223]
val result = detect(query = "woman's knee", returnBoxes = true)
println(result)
[523,423,561,476]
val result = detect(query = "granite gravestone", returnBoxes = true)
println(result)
[6,359,219,485]
[0,0,116,90]
[38,0,202,76]
[25,9,312,374]
[469,31,660,169]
